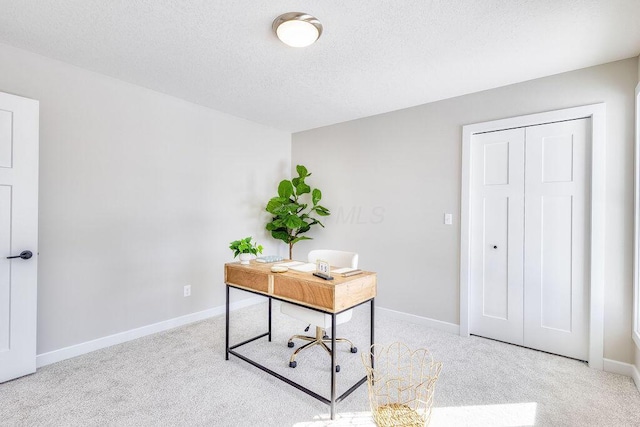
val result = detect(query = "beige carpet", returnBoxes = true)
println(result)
[1,300,639,426]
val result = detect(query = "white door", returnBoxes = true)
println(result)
[0,92,39,383]
[523,120,590,360]
[469,118,590,360]
[470,128,525,345]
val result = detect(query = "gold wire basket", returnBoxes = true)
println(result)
[362,342,443,427]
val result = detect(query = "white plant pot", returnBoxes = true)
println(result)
[239,253,252,265]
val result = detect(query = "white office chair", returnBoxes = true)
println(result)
[281,249,359,371]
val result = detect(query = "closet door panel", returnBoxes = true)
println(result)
[523,119,590,360]
[540,195,573,331]
[469,128,525,345]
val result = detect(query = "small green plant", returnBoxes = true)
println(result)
[229,237,264,257]
[265,165,330,259]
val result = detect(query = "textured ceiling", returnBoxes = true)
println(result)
[0,1,639,132]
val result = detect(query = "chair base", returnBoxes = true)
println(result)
[287,326,358,370]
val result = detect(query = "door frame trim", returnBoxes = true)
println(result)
[460,103,606,370]
[632,83,640,351]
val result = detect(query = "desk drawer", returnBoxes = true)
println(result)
[225,266,269,294]
[274,276,334,311]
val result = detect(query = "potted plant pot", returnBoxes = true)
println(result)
[229,237,263,265]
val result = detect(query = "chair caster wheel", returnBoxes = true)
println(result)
[323,335,329,340]
[287,341,294,348]
[289,361,297,368]
[350,347,358,353]
[336,365,341,373]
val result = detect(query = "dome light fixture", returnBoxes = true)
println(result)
[272,12,323,48]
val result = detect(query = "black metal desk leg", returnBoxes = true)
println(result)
[331,313,337,420]
[225,285,230,360]
[268,297,272,342]
[370,298,375,371]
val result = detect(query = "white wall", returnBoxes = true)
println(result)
[0,43,291,354]
[293,58,638,364]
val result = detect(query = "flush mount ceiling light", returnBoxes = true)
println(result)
[272,12,323,48]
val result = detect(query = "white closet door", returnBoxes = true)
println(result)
[0,92,39,383]
[469,128,525,345]
[523,119,590,360]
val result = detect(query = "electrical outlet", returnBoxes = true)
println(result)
[183,285,191,297]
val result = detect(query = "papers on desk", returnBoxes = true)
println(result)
[278,261,304,267]
[289,263,317,272]
[332,267,363,277]
[276,264,363,275]
[276,261,317,272]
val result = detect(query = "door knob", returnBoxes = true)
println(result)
[6,250,33,260]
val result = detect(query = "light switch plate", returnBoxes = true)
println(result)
[444,213,453,225]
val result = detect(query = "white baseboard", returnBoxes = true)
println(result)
[603,358,634,377]
[44,298,637,392]
[377,306,460,335]
[634,340,640,392]
[603,358,640,391]
[36,296,265,368]
[632,364,640,393]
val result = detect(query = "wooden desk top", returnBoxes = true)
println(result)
[224,261,377,313]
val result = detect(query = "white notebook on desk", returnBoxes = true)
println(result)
[332,267,356,274]
[289,262,317,272]
[278,261,304,267]
[333,267,363,277]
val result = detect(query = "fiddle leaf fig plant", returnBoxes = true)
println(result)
[265,165,330,259]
